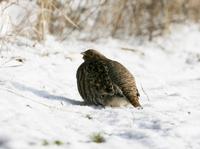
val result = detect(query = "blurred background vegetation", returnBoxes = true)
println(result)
[0,0,200,42]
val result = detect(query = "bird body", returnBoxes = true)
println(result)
[76,49,141,108]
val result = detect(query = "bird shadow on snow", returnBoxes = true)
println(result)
[11,82,84,106]
[0,137,10,149]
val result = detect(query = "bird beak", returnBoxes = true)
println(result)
[81,52,85,55]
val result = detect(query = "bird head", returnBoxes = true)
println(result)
[81,49,107,61]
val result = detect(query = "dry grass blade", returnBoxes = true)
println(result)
[51,3,79,29]
[1,0,200,41]
[140,83,150,101]
[121,47,145,56]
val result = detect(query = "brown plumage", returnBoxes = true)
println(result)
[76,49,141,108]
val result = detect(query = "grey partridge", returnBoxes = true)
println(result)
[76,49,141,108]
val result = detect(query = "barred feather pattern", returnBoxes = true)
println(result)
[107,60,141,107]
[76,49,141,108]
[77,60,122,106]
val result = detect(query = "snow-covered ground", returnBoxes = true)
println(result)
[0,24,200,149]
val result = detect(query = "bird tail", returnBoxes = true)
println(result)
[130,96,142,108]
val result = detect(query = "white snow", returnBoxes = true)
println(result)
[0,24,200,149]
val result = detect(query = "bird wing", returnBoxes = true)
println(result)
[107,60,141,107]
[76,60,123,105]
